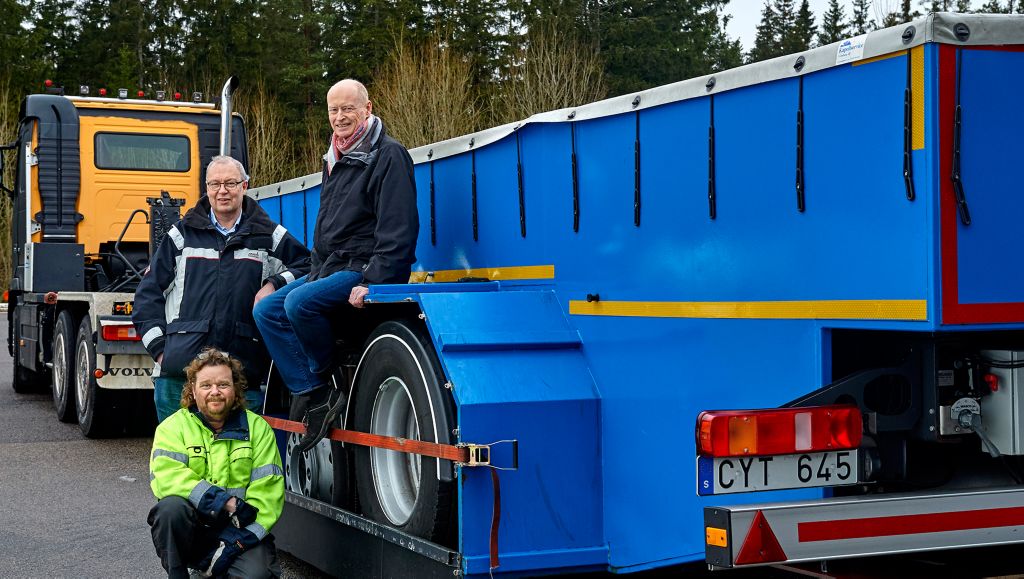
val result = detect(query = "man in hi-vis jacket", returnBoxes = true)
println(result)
[149,349,284,578]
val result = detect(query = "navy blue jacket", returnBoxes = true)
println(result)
[133,196,310,386]
[310,120,418,284]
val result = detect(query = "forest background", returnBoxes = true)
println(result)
[0,0,1020,288]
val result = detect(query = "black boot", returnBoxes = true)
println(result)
[295,384,346,454]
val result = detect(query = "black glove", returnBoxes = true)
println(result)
[197,527,260,577]
[230,497,259,528]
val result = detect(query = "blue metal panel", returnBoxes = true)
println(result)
[955,50,1024,304]
[408,291,606,575]
[280,189,306,244]
[259,197,282,228]
[304,186,320,248]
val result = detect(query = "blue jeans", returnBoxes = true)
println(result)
[252,272,363,395]
[154,376,264,423]
[154,376,185,423]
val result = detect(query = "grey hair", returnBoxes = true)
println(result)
[207,155,250,182]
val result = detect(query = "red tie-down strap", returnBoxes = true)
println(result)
[263,416,513,570]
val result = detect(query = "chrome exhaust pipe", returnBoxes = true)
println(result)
[218,76,240,156]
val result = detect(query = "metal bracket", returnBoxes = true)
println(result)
[456,439,518,470]
[458,443,491,467]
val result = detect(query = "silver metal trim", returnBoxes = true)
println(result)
[403,13,1024,165]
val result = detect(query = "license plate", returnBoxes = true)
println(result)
[697,450,859,496]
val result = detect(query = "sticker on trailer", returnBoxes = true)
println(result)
[697,451,860,496]
[835,34,867,65]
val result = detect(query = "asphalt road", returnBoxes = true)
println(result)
[0,318,325,578]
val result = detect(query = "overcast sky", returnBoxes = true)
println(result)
[724,0,856,51]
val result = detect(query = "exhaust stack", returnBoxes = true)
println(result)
[218,76,240,156]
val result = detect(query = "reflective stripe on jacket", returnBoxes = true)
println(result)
[150,408,284,539]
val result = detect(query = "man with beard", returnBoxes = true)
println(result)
[147,349,284,578]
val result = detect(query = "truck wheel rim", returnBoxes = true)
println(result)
[286,434,334,499]
[75,340,90,416]
[370,376,420,525]
[54,331,67,401]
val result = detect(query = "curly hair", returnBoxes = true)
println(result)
[179,348,248,412]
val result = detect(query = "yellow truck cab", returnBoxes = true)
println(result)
[2,81,247,436]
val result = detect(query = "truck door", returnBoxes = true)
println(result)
[77,115,200,255]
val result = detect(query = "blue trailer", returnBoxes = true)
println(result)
[250,13,1024,575]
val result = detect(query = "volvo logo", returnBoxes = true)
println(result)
[106,367,153,377]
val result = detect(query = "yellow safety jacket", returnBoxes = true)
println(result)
[150,407,284,539]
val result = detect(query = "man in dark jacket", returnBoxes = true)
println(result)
[134,155,311,422]
[253,79,418,453]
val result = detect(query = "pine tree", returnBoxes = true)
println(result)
[851,0,874,34]
[599,0,742,96]
[818,0,849,45]
[749,1,779,61]
[791,0,816,52]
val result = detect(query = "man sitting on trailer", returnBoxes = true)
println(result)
[148,349,284,578]
[253,78,418,454]
[133,155,310,422]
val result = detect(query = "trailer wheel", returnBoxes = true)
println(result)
[52,310,78,423]
[75,317,112,438]
[352,320,455,543]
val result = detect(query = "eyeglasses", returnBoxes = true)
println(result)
[206,180,243,191]
[328,105,364,116]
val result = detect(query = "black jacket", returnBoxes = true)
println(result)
[133,196,310,386]
[310,119,418,283]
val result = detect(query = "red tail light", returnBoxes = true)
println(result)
[696,405,862,457]
[102,324,141,341]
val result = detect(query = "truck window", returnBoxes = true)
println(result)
[94,132,190,172]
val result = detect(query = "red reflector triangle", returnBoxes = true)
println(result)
[735,510,787,566]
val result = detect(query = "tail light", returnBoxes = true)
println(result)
[696,405,862,457]
[101,324,141,341]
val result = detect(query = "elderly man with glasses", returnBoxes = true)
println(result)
[134,155,310,422]
[253,79,418,454]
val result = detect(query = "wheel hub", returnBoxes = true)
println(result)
[369,376,421,526]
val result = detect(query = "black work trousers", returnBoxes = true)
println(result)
[148,496,280,578]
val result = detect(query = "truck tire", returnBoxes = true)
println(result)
[352,320,455,543]
[52,310,78,423]
[75,317,113,438]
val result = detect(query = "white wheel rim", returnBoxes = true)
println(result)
[75,339,90,419]
[285,434,334,499]
[53,330,67,402]
[369,377,420,526]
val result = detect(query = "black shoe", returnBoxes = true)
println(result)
[296,386,346,454]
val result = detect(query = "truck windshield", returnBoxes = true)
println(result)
[94,133,190,172]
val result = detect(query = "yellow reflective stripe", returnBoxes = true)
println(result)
[852,51,903,67]
[911,46,925,150]
[409,265,555,283]
[569,299,927,321]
